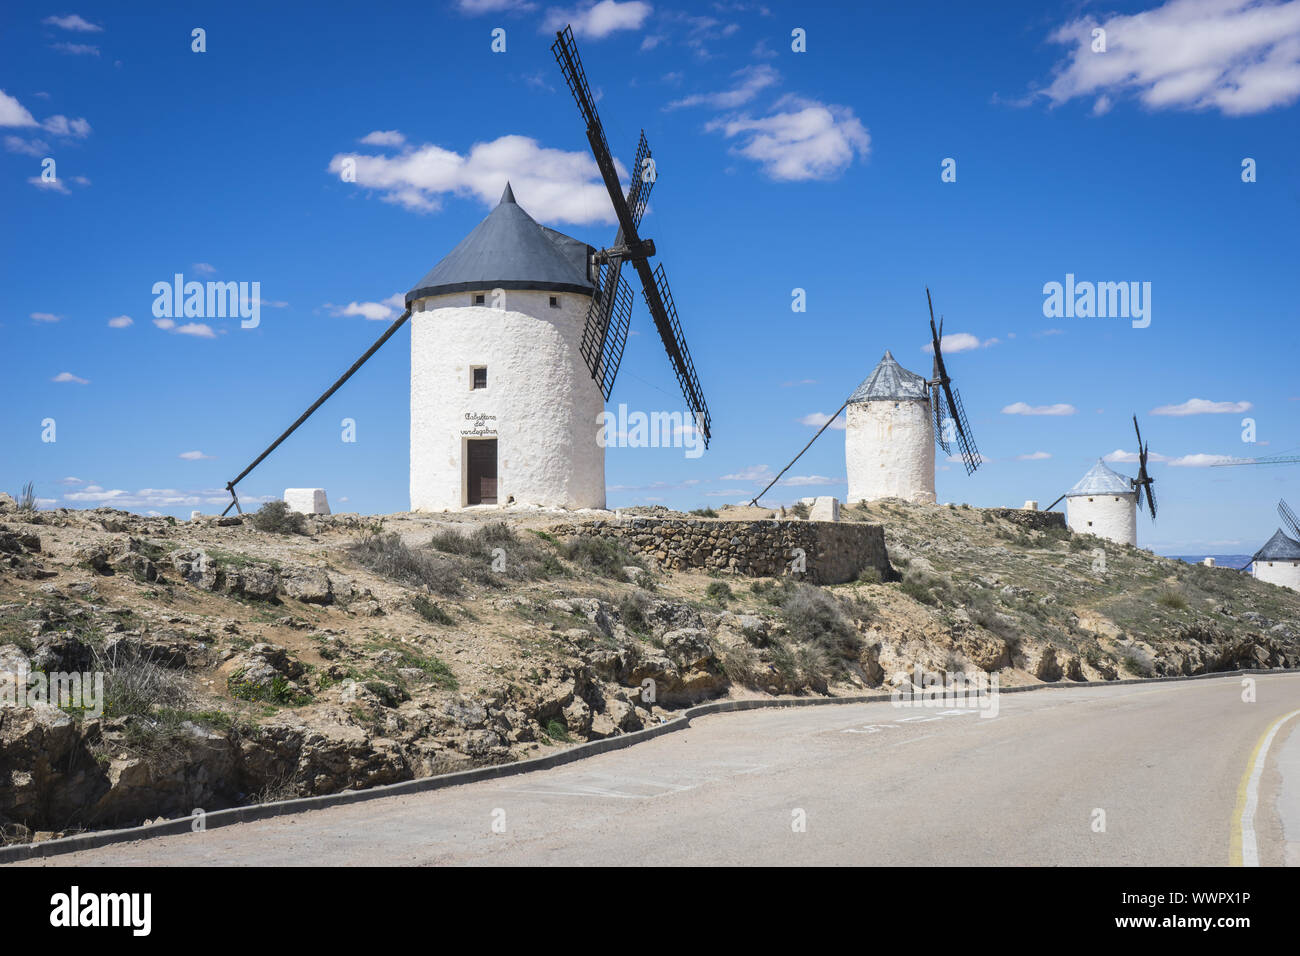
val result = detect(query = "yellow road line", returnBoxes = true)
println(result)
[1232,708,1300,866]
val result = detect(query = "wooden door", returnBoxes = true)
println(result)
[467,439,498,505]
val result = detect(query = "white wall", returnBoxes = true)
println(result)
[410,289,605,511]
[1254,559,1300,592]
[845,399,936,504]
[1066,493,1138,546]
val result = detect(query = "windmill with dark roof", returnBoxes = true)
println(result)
[219,26,713,516]
[750,288,981,507]
[1250,528,1300,591]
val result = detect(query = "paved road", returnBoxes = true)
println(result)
[17,674,1300,866]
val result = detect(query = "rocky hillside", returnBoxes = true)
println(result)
[2,495,1297,844]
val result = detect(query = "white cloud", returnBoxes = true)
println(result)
[360,130,406,147]
[57,477,84,486]
[1104,447,1171,463]
[329,133,624,224]
[193,262,217,275]
[1016,451,1052,460]
[720,464,773,482]
[779,474,838,486]
[704,488,752,497]
[28,176,70,194]
[52,371,89,384]
[43,14,103,32]
[705,95,870,181]
[1001,402,1077,416]
[1150,397,1253,416]
[153,317,216,338]
[922,332,997,354]
[178,450,214,460]
[5,135,49,156]
[51,42,99,55]
[1041,0,1300,116]
[456,0,537,12]
[328,292,405,321]
[107,315,133,328]
[543,1,653,39]
[798,411,847,430]
[31,312,61,322]
[1167,452,1239,467]
[63,486,258,508]
[42,115,91,138]
[668,64,779,109]
[0,91,38,127]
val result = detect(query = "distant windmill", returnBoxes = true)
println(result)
[551,26,712,444]
[1046,415,1156,547]
[751,287,982,505]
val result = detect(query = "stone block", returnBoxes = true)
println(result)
[284,488,330,515]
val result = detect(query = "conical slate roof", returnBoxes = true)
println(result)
[406,183,595,305]
[1066,459,1136,497]
[848,351,929,403]
[1253,528,1300,562]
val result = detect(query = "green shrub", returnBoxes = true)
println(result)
[780,584,860,658]
[618,591,650,635]
[1156,591,1188,611]
[705,580,734,604]
[251,500,307,535]
[689,507,718,518]
[412,595,455,625]
[349,531,464,596]
[15,481,36,512]
[857,566,882,585]
[563,536,642,578]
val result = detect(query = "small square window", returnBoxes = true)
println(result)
[549,295,560,308]
[473,293,486,306]
[1087,520,1093,526]
[472,366,487,390]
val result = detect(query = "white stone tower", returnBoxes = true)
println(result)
[845,351,936,504]
[1065,460,1138,546]
[1251,529,1300,592]
[408,184,605,511]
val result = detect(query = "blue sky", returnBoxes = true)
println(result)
[3,0,1298,555]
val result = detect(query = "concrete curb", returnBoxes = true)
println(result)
[3,666,1296,864]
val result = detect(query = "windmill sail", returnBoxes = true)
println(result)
[1132,415,1157,520]
[1280,498,1300,540]
[552,26,712,445]
[926,289,980,475]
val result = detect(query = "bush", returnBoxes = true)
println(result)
[15,481,36,512]
[780,584,861,658]
[857,566,882,585]
[689,507,718,518]
[563,536,642,578]
[349,531,465,596]
[95,647,192,718]
[251,500,307,535]
[788,502,810,519]
[705,580,734,604]
[900,570,940,606]
[412,595,455,625]
[1156,590,1188,611]
[618,591,650,635]
[720,644,760,686]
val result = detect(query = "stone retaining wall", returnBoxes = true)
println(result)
[549,518,890,585]
[983,508,1067,532]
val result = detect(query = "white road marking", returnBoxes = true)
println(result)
[1239,708,1300,867]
